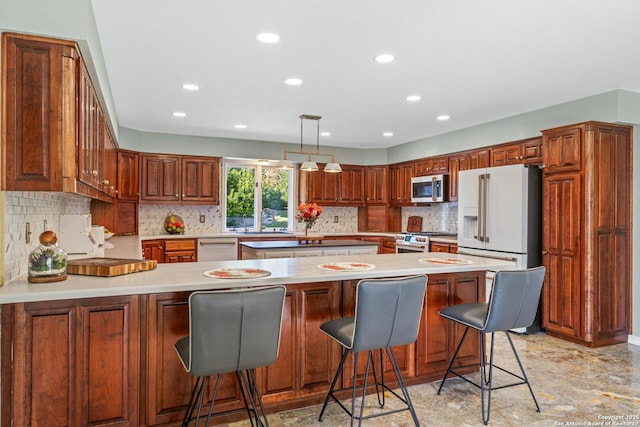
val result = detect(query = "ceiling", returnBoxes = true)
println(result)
[91,0,640,150]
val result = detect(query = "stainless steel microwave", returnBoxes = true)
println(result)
[411,174,448,203]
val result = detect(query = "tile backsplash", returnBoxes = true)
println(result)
[2,192,91,284]
[401,203,458,233]
[138,205,359,236]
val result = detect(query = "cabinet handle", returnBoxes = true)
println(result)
[542,250,549,255]
[175,194,179,197]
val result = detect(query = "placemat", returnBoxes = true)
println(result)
[317,262,376,271]
[203,268,271,279]
[418,258,473,265]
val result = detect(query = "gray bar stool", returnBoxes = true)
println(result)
[437,266,546,425]
[174,285,286,427]
[318,275,428,427]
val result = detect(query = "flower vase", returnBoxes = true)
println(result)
[305,224,312,237]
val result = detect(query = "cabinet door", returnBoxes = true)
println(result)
[302,167,339,204]
[414,156,448,176]
[7,297,139,427]
[141,154,181,201]
[390,162,414,205]
[365,166,388,204]
[521,137,543,164]
[490,143,522,166]
[260,282,341,400]
[542,173,582,337]
[117,151,140,200]
[430,242,450,253]
[468,149,490,170]
[338,165,365,205]
[115,200,138,236]
[142,240,164,263]
[181,157,220,203]
[145,292,243,425]
[542,126,582,173]
[2,34,79,191]
[447,153,469,202]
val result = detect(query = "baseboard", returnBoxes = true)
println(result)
[628,334,640,347]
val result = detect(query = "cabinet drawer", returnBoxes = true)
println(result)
[164,239,196,252]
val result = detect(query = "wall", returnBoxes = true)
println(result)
[2,192,91,284]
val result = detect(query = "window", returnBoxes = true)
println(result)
[224,160,295,231]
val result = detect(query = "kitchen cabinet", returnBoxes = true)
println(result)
[2,296,140,426]
[2,33,117,201]
[468,148,490,170]
[90,199,138,236]
[364,166,388,204]
[447,153,469,202]
[430,241,458,253]
[541,121,631,347]
[142,240,164,263]
[117,150,140,200]
[414,156,448,176]
[381,237,396,254]
[141,154,220,204]
[301,164,364,205]
[490,137,542,166]
[417,271,483,375]
[389,162,414,205]
[164,239,197,263]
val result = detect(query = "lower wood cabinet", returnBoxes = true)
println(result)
[1,296,140,427]
[429,241,458,254]
[142,239,197,263]
[1,273,482,426]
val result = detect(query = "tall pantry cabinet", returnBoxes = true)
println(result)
[541,121,631,347]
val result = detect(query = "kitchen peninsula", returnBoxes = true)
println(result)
[0,252,514,426]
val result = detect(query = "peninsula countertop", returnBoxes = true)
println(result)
[239,239,379,250]
[0,252,515,304]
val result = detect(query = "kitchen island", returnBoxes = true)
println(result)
[240,238,380,259]
[0,252,515,426]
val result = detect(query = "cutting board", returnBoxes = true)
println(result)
[67,258,157,277]
[407,216,423,233]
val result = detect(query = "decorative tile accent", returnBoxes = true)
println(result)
[401,203,458,233]
[3,192,90,284]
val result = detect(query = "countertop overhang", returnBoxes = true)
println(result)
[0,252,515,304]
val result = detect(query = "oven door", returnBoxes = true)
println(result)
[395,244,428,253]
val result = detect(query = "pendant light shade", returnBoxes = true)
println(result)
[282,114,341,172]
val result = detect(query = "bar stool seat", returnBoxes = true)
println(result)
[437,266,546,425]
[318,275,427,427]
[175,285,286,427]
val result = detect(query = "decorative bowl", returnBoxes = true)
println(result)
[164,214,185,234]
[104,231,115,240]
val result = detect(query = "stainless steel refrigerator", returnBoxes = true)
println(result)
[457,163,542,333]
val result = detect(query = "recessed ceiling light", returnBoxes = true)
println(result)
[284,78,303,86]
[172,112,186,118]
[181,83,199,91]
[256,33,280,44]
[437,115,451,121]
[406,95,422,102]
[234,124,248,129]
[321,132,331,137]
[374,54,396,63]
[383,132,394,137]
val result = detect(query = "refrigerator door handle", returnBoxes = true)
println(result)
[483,173,490,243]
[477,174,484,241]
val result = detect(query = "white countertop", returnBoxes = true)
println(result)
[0,252,514,304]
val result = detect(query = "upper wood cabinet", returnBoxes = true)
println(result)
[2,33,117,201]
[414,156,448,176]
[468,148,490,170]
[364,166,388,204]
[490,137,542,166]
[300,164,364,206]
[141,154,220,204]
[117,150,140,200]
[447,153,469,202]
[541,121,631,347]
[389,162,414,205]
[181,156,221,204]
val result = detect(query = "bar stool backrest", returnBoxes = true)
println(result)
[351,275,427,353]
[184,286,287,377]
[483,266,546,332]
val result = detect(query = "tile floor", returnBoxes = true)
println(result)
[226,333,640,426]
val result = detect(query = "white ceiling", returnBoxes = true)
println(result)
[91,0,640,150]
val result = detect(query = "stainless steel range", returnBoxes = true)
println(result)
[394,232,456,253]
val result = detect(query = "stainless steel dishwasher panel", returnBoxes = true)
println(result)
[197,238,238,261]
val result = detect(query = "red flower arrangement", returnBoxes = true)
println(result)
[296,202,323,234]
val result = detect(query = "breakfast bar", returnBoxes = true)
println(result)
[0,252,515,426]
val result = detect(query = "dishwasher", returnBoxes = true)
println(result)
[197,238,238,261]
